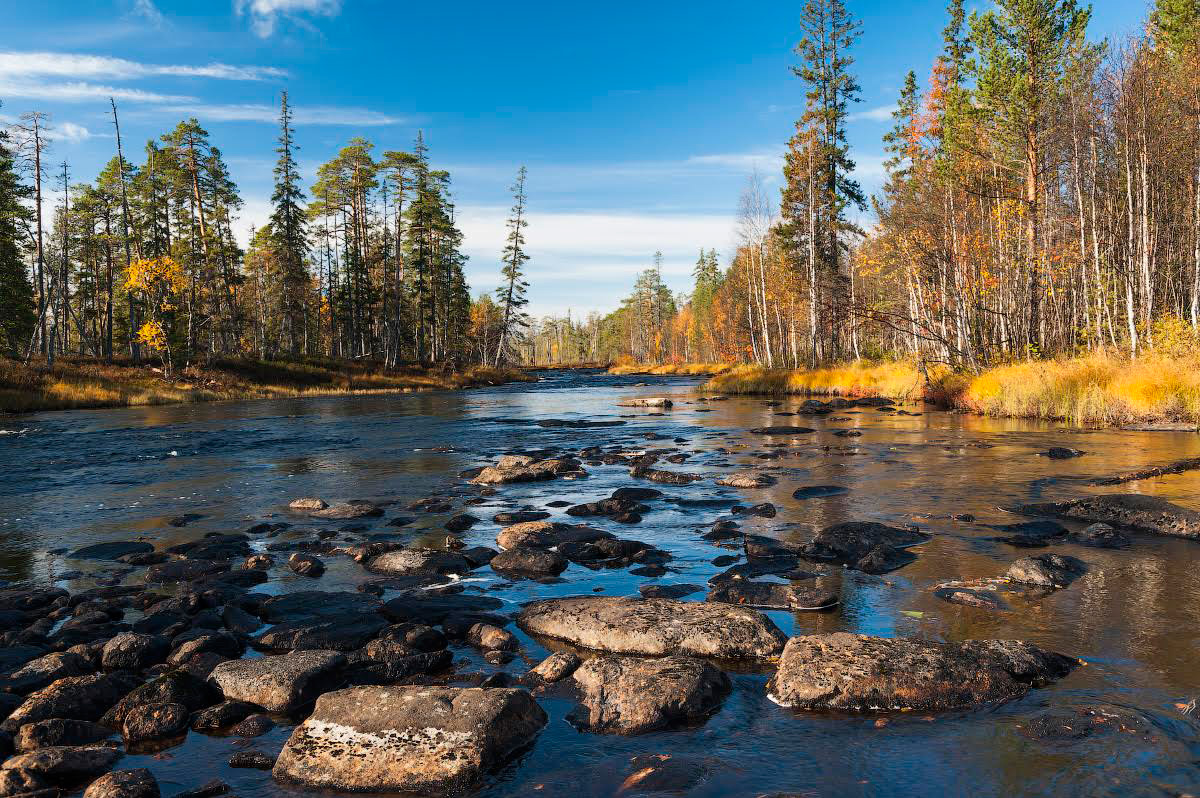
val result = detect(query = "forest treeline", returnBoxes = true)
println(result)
[0,94,533,372]
[525,0,1200,369]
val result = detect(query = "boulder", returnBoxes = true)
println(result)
[792,485,849,500]
[2,653,92,695]
[14,719,112,752]
[706,581,839,611]
[496,522,611,550]
[1,745,122,782]
[628,466,702,485]
[2,673,141,733]
[101,671,221,729]
[381,594,504,625]
[1044,447,1084,459]
[189,701,259,732]
[366,549,473,577]
[101,634,169,672]
[638,583,703,599]
[490,547,567,577]
[466,624,516,652]
[287,554,325,578]
[492,510,550,524]
[208,650,345,712]
[1006,554,1087,588]
[144,560,227,584]
[231,714,273,738]
[525,652,580,684]
[517,597,786,661]
[1068,522,1131,548]
[568,656,730,734]
[801,522,929,574]
[257,591,381,624]
[310,501,382,520]
[228,750,274,769]
[271,686,547,793]
[83,769,160,798]
[1016,493,1200,539]
[288,498,327,511]
[766,633,1075,712]
[616,398,673,408]
[715,472,776,489]
[255,615,387,653]
[121,702,189,745]
[471,458,583,485]
[991,520,1068,547]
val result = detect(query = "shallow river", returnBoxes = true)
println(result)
[2,370,1199,797]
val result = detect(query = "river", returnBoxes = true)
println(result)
[1,369,1198,797]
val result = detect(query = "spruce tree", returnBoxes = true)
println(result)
[494,165,530,365]
[269,91,309,354]
[0,118,35,355]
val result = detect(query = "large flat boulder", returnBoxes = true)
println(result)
[366,549,474,576]
[801,522,930,574]
[495,522,611,550]
[208,650,346,712]
[255,615,388,652]
[471,458,583,485]
[516,597,786,661]
[568,656,730,734]
[272,686,547,793]
[257,591,382,624]
[1016,494,1200,539]
[766,633,1075,712]
[382,593,505,625]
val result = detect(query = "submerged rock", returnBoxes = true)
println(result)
[801,522,929,574]
[933,586,1009,610]
[1016,493,1200,539]
[310,501,383,520]
[567,655,730,734]
[991,520,1068,548]
[517,597,786,661]
[471,457,584,485]
[67,543,154,562]
[271,686,547,793]
[715,472,776,489]
[766,633,1075,712]
[1068,522,1131,548]
[748,426,815,435]
[792,485,849,500]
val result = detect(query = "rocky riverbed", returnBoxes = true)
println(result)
[1,369,1199,797]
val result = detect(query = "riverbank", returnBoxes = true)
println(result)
[700,354,1200,427]
[0,356,532,414]
[609,361,733,376]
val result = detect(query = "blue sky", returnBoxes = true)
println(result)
[2,0,1148,318]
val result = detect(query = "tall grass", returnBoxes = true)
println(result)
[609,361,735,376]
[702,352,1200,426]
[0,357,530,414]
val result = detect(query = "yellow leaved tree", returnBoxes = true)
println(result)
[125,256,186,373]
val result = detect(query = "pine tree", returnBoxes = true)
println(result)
[1152,0,1200,58]
[494,166,530,365]
[0,118,35,355]
[883,71,922,180]
[270,91,310,354]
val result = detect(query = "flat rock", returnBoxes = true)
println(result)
[517,597,786,661]
[310,501,383,520]
[616,398,673,408]
[2,673,142,733]
[367,549,474,576]
[1068,522,1130,548]
[490,547,567,577]
[2,652,92,694]
[638,583,703,599]
[801,522,929,574]
[792,485,849,500]
[1016,494,1200,539]
[67,543,154,562]
[381,594,504,625]
[1,745,123,781]
[766,633,1075,712]
[102,671,221,728]
[271,686,547,793]
[496,522,611,550]
[208,650,346,713]
[102,634,169,672]
[15,719,113,752]
[715,472,776,489]
[568,655,730,734]
[258,592,382,624]
[254,615,387,652]
[1006,554,1087,588]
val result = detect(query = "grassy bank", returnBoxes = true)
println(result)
[701,353,1200,427]
[0,356,531,414]
[609,361,735,376]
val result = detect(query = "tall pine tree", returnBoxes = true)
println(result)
[269,91,310,354]
[0,115,35,355]
[494,165,530,365]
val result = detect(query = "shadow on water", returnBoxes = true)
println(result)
[1,370,1199,796]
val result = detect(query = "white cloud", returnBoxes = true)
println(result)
[131,0,165,26]
[46,122,97,143]
[155,102,403,126]
[234,0,342,37]
[0,52,286,82]
[0,78,195,103]
[849,104,897,122]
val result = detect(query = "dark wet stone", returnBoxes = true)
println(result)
[122,702,189,745]
[1016,493,1200,539]
[101,671,221,729]
[933,586,1009,610]
[1018,706,1151,741]
[629,466,702,485]
[309,501,383,520]
[228,750,274,769]
[1,653,92,695]
[610,487,664,502]
[801,522,930,574]
[517,597,785,661]
[1044,447,1085,459]
[492,511,550,524]
[833,429,862,437]
[272,686,547,793]
[567,655,730,734]
[732,503,776,518]
[2,673,142,733]
[792,485,849,500]
[459,547,498,568]
[991,520,1068,547]
[444,514,480,533]
[706,581,839,611]
[0,588,66,614]
[220,605,260,636]
[286,554,325,578]
[67,543,153,562]
[490,547,568,577]
[166,534,251,561]
[101,634,169,672]
[254,614,387,653]
[257,591,382,624]
[188,701,259,732]
[168,779,229,798]
[230,714,273,737]
[167,632,242,666]
[381,594,504,625]
[748,426,815,435]
[144,560,228,584]
[14,720,112,752]
[1006,554,1087,588]
[2,744,123,782]
[766,633,1075,711]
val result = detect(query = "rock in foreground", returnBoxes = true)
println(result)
[208,650,345,712]
[766,633,1075,712]
[272,686,547,793]
[517,597,786,661]
[568,655,730,734]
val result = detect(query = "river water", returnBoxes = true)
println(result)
[1,370,1199,797]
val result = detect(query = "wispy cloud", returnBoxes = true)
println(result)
[848,104,897,123]
[46,122,100,143]
[234,0,342,38]
[685,151,783,172]
[130,0,165,26]
[0,78,194,103]
[0,52,287,82]
[155,102,403,126]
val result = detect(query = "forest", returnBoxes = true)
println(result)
[525,0,1200,375]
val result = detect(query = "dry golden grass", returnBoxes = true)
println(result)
[609,361,735,376]
[702,353,1200,426]
[0,356,530,414]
